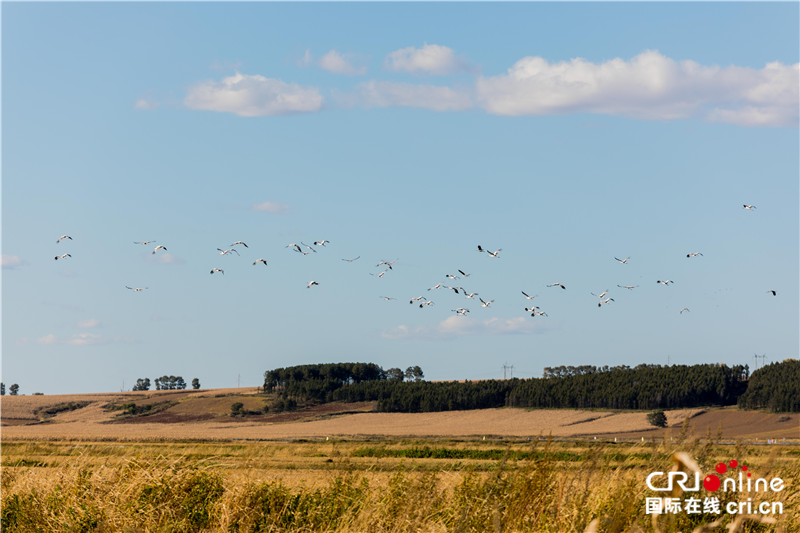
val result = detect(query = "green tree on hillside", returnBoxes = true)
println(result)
[10,384,20,395]
[192,378,200,389]
[1,382,5,395]
[133,378,151,391]
[647,410,667,428]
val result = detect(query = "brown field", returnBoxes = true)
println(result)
[2,391,798,532]
[2,389,798,443]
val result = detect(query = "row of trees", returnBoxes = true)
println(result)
[736,359,799,412]
[0,383,19,395]
[262,363,424,404]
[132,377,200,391]
[328,363,752,412]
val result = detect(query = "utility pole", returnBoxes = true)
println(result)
[502,363,514,380]
[754,354,759,371]
[759,354,768,367]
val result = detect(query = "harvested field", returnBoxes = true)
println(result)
[2,390,798,443]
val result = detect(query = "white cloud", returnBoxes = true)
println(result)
[2,255,24,269]
[381,316,552,341]
[349,80,473,112]
[15,338,29,346]
[37,333,133,346]
[184,72,324,117]
[318,50,367,76]
[37,334,58,345]
[385,44,472,76]
[250,201,290,215]
[134,98,158,111]
[145,252,185,266]
[77,319,101,329]
[297,49,313,67]
[210,59,242,71]
[476,50,799,127]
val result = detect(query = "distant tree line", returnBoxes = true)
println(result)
[327,363,751,412]
[736,359,799,413]
[132,377,201,391]
[262,363,424,403]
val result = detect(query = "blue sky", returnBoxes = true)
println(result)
[2,2,798,394]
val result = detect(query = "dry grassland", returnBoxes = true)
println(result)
[2,435,798,533]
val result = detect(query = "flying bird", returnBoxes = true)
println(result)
[419,300,434,308]
[253,259,268,266]
[307,281,319,288]
[313,240,330,247]
[477,245,485,252]
[615,257,630,264]
[521,291,538,299]
[458,270,471,278]
[126,286,148,291]
[657,280,674,285]
[379,296,396,301]
[134,240,155,245]
[230,241,248,248]
[598,298,615,307]
[687,252,703,258]
[446,286,464,294]
[453,308,469,316]
[445,274,460,280]
[767,290,777,296]
[152,245,168,255]
[464,292,479,299]
[55,253,71,260]
[370,270,388,278]
[286,243,302,252]
[531,310,548,317]
[617,285,638,290]
[548,283,566,290]
[680,308,690,314]
[487,249,502,258]
[57,235,73,243]
[428,282,444,291]
[479,298,494,308]
[743,205,756,210]
[525,306,540,313]
[376,259,398,270]
[300,242,317,253]
[342,256,360,262]
[410,296,427,304]
[217,248,240,256]
[210,268,224,275]
[592,290,609,299]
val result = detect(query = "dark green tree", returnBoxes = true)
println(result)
[230,402,244,416]
[132,378,151,391]
[1,382,5,395]
[406,366,424,382]
[386,368,404,382]
[192,378,200,390]
[175,376,187,390]
[647,410,668,428]
[10,384,19,396]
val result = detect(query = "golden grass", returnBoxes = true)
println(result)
[2,433,797,532]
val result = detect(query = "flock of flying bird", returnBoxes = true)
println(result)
[52,205,777,318]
